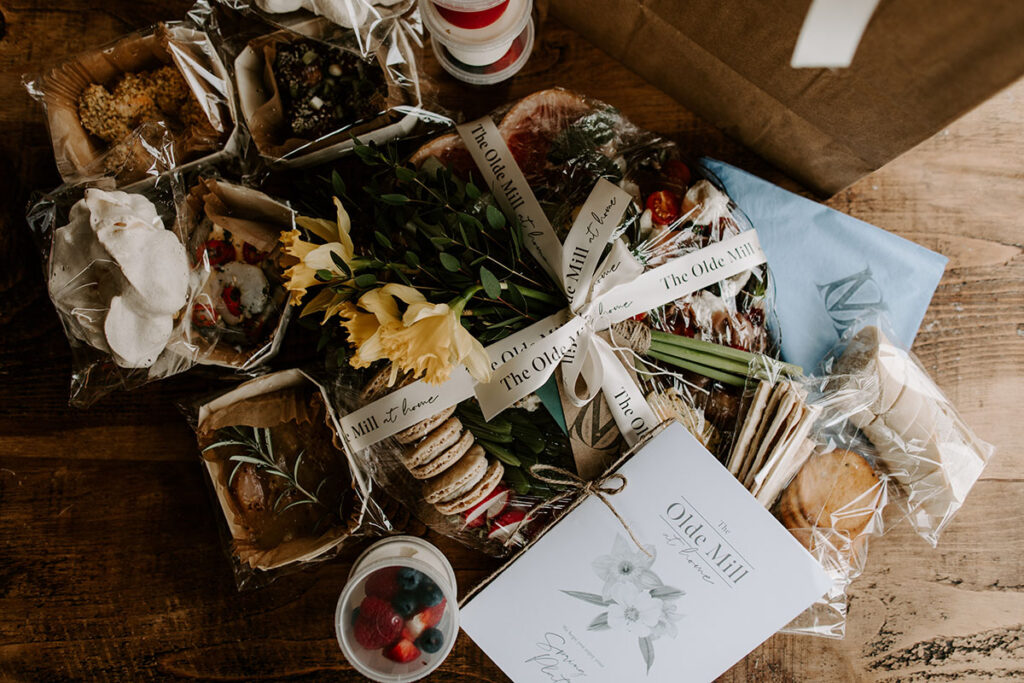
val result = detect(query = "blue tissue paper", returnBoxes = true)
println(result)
[702,158,948,372]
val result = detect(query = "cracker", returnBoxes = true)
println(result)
[727,379,771,475]
[742,383,800,489]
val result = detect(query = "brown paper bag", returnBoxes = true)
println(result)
[549,0,1024,195]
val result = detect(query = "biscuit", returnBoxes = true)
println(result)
[410,430,475,480]
[395,405,457,445]
[422,446,486,504]
[792,449,879,536]
[401,416,462,468]
[435,459,505,515]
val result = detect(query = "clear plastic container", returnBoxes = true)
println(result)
[336,536,459,682]
[431,18,534,85]
[433,0,510,29]
[420,0,531,66]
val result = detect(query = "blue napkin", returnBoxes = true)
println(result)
[702,158,947,372]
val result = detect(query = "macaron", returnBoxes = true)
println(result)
[422,446,487,505]
[395,405,457,445]
[360,365,414,403]
[410,429,475,480]
[435,458,505,515]
[401,416,463,469]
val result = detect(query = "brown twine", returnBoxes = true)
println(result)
[512,464,652,557]
[611,318,652,355]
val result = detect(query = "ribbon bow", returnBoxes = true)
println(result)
[515,464,652,557]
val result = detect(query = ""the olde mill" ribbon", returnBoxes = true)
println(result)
[339,116,767,453]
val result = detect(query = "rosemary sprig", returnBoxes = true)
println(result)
[203,425,326,514]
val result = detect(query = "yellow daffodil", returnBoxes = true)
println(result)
[339,283,491,385]
[281,198,355,307]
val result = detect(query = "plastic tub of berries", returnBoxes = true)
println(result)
[336,536,459,682]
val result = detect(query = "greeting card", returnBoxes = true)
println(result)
[461,423,832,682]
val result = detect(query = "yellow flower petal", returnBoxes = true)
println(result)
[333,198,355,263]
[295,215,338,243]
[357,287,402,325]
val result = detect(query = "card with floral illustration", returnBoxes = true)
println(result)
[461,423,832,683]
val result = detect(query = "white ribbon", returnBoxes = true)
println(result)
[340,116,769,452]
[458,117,768,446]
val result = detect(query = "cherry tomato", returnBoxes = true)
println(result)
[221,285,243,317]
[202,239,236,267]
[664,159,692,187]
[242,243,265,264]
[193,302,219,328]
[645,190,681,226]
[630,311,648,322]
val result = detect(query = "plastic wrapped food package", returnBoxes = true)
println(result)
[818,318,994,547]
[186,368,392,590]
[719,354,888,638]
[26,126,216,406]
[182,177,294,369]
[24,20,239,185]
[272,89,781,555]
[202,2,430,167]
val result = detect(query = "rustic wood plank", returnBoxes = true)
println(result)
[0,2,1020,682]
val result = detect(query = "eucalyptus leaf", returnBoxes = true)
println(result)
[439,252,461,272]
[479,265,501,299]
[486,204,506,230]
[331,169,346,197]
[354,273,378,288]
[381,193,409,205]
[374,231,393,249]
[404,251,421,268]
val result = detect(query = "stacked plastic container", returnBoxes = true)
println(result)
[420,0,534,85]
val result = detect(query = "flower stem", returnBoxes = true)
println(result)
[450,285,483,316]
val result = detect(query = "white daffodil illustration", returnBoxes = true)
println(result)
[605,582,664,637]
[591,534,660,598]
[562,535,685,674]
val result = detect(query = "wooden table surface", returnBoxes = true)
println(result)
[1,2,1022,681]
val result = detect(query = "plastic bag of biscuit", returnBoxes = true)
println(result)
[26,124,222,407]
[716,353,889,637]
[816,314,994,547]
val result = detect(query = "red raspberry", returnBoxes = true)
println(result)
[352,596,402,650]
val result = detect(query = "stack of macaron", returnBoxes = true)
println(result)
[395,406,506,516]
[419,0,534,85]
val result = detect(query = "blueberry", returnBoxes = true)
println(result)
[396,567,423,591]
[350,607,360,626]
[392,590,419,618]
[417,580,443,607]
[416,627,444,654]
